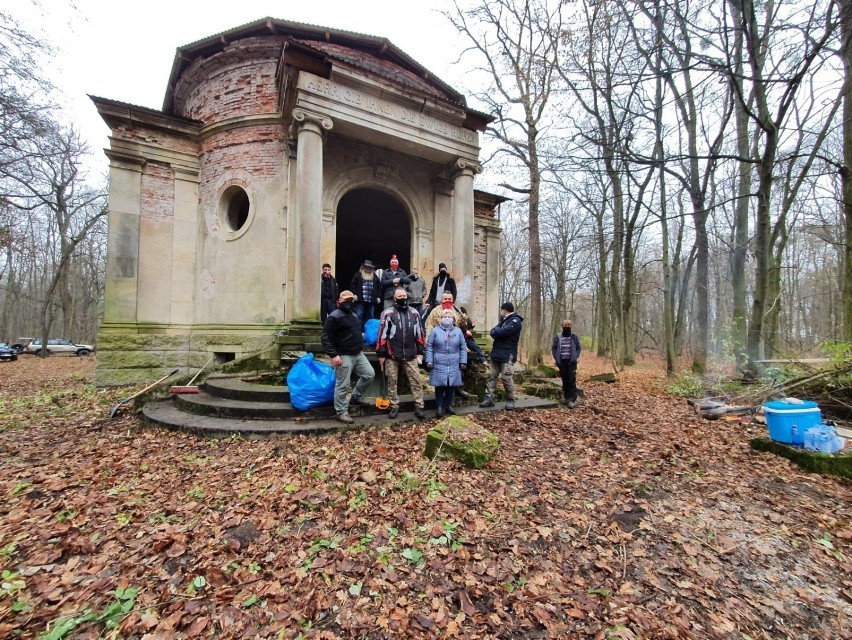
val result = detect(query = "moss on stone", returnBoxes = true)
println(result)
[522,381,563,400]
[536,364,559,378]
[424,416,500,469]
[750,437,852,480]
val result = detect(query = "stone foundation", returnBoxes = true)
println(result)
[95,327,280,385]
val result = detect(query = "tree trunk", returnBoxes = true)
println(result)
[842,0,852,341]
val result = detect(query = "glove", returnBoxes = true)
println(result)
[426,363,433,370]
[460,363,467,371]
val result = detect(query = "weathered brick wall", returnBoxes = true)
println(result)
[198,124,287,209]
[176,38,285,123]
[141,162,175,221]
[474,224,488,322]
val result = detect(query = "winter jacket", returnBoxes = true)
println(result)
[425,304,467,340]
[321,274,339,302]
[489,312,523,363]
[351,270,381,305]
[376,305,425,361]
[380,268,411,301]
[321,307,364,357]
[426,324,467,387]
[407,275,428,304]
[426,273,457,305]
[552,332,581,365]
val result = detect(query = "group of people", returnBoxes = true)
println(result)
[320,256,581,424]
[320,259,458,326]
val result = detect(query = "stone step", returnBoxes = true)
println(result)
[141,395,560,438]
[172,389,462,420]
[204,376,290,403]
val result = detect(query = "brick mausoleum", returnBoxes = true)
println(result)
[92,18,504,385]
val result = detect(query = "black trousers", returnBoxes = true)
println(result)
[559,360,578,402]
[321,298,336,324]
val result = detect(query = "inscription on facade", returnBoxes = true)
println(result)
[304,77,475,145]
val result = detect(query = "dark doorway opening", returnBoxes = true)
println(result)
[335,189,411,289]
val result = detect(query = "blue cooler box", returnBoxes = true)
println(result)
[763,400,821,446]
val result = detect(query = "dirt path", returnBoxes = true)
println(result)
[0,356,849,639]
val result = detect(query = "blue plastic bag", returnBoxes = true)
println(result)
[287,353,335,411]
[364,318,380,346]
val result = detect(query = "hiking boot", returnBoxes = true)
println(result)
[445,406,456,415]
[504,400,515,411]
[566,400,576,409]
[479,397,495,408]
[388,406,399,419]
[337,412,354,424]
[436,406,445,418]
[414,408,425,420]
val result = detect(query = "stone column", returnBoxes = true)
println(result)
[171,167,199,325]
[292,108,333,321]
[451,158,482,310]
[102,151,144,326]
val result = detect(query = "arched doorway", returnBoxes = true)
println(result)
[335,188,411,289]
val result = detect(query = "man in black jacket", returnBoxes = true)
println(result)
[320,263,338,325]
[426,263,457,312]
[479,302,523,410]
[376,288,426,420]
[321,290,375,424]
[380,255,410,309]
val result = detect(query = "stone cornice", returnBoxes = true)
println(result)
[199,113,285,139]
[106,138,200,173]
[91,95,201,138]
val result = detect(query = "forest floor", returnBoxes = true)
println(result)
[0,355,850,640]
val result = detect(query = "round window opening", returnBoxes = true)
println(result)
[223,186,250,232]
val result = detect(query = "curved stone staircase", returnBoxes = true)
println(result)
[142,373,558,438]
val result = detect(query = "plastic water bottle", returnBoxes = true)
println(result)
[791,424,800,447]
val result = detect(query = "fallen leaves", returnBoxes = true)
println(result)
[0,356,849,638]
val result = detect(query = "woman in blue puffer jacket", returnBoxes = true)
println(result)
[425,308,468,417]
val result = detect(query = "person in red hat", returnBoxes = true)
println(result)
[380,254,410,310]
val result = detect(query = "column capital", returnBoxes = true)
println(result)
[292,108,334,132]
[453,158,483,177]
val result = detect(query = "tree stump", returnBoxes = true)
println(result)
[424,415,500,469]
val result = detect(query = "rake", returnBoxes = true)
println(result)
[110,369,179,419]
[169,356,214,394]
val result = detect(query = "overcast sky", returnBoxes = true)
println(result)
[10,0,477,180]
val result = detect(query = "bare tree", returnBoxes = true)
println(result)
[446,0,562,364]
[0,127,107,353]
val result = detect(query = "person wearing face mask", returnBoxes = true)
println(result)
[424,291,465,341]
[426,263,457,313]
[552,320,582,408]
[320,263,339,325]
[376,288,426,420]
[380,255,411,310]
[322,290,375,424]
[425,308,468,417]
[479,302,523,410]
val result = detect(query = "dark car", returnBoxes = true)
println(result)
[0,343,18,362]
